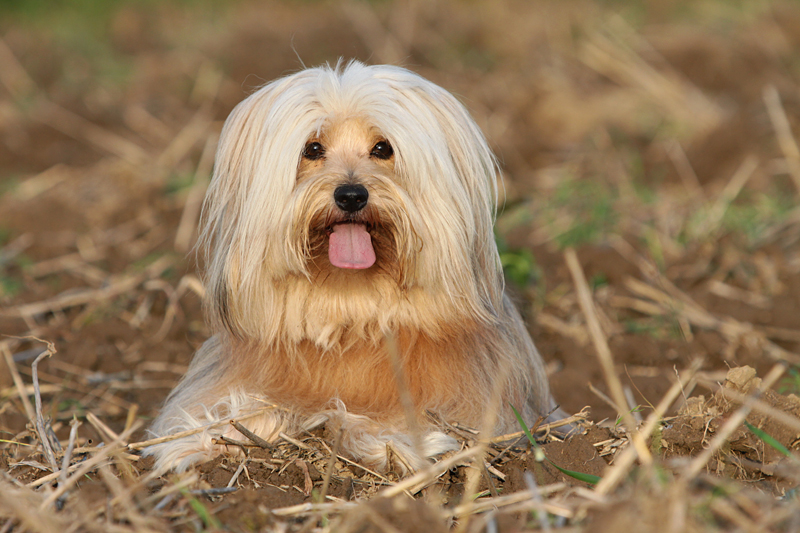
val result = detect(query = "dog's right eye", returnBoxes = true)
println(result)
[303,142,325,160]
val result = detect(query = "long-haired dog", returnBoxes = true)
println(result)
[148,60,566,472]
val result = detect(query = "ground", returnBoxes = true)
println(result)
[1,1,800,531]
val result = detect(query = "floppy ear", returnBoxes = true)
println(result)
[359,64,505,319]
[198,91,274,338]
[198,72,324,340]
[417,87,504,312]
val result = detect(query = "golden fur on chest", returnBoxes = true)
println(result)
[223,324,515,423]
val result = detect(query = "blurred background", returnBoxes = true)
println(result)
[2,0,800,427]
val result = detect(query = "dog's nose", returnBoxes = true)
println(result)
[334,184,369,213]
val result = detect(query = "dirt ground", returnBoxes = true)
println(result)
[2,1,800,531]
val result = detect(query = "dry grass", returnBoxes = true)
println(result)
[2,0,800,531]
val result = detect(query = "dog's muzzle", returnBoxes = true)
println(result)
[328,184,375,269]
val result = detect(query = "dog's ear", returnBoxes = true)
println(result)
[366,66,505,318]
[196,75,317,340]
[419,87,505,312]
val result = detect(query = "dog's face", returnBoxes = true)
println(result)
[201,61,505,345]
[292,116,411,282]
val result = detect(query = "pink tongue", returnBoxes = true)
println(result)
[328,224,376,269]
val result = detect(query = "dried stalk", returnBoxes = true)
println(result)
[377,446,482,499]
[57,418,81,490]
[174,134,218,253]
[594,359,702,496]
[40,421,142,509]
[317,427,344,504]
[1,345,35,421]
[3,256,174,318]
[384,330,423,467]
[490,409,588,444]
[127,406,277,451]
[231,419,274,450]
[763,85,800,194]
[564,248,652,465]
[450,483,568,519]
[30,341,58,471]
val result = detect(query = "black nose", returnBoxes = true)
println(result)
[334,184,369,213]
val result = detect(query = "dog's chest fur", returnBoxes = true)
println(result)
[225,326,493,423]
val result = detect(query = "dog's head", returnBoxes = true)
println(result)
[202,61,504,344]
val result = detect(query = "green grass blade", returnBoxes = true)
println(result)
[510,404,545,461]
[510,403,536,446]
[744,421,791,458]
[0,439,31,446]
[511,403,602,484]
[181,488,222,530]
[547,459,601,485]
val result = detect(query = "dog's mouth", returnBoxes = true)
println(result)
[326,221,376,269]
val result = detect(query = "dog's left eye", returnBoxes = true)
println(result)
[370,141,393,160]
[303,142,325,160]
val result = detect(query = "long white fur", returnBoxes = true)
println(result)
[146,60,563,473]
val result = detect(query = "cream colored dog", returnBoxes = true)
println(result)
[148,60,565,472]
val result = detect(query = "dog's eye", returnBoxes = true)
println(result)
[303,141,325,160]
[370,140,393,160]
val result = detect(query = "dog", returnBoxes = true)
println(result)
[147,60,566,472]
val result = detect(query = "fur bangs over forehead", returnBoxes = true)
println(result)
[201,60,504,342]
